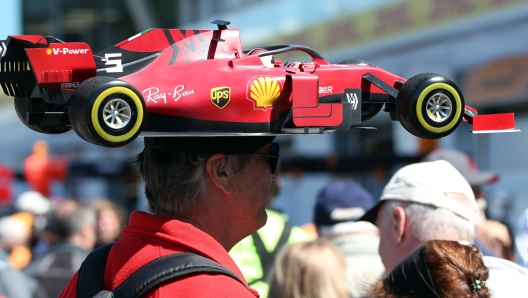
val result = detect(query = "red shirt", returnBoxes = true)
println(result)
[60,211,259,297]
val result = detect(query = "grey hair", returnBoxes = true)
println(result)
[382,200,475,242]
[132,147,251,217]
[48,201,96,240]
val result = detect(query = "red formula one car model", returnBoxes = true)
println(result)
[0,20,517,147]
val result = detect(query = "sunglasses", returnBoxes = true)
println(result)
[253,142,280,174]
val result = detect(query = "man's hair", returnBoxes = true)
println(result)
[48,200,96,240]
[382,200,475,242]
[370,240,490,297]
[132,147,251,217]
[269,238,350,298]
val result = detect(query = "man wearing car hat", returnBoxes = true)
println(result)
[60,136,279,298]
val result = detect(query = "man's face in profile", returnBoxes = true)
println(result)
[230,143,279,231]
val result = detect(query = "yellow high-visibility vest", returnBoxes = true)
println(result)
[229,209,311,298]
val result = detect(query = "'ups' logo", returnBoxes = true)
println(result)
[211,86,230,109]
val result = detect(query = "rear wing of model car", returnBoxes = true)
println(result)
[0,35,96,101]
[463,106,520,133]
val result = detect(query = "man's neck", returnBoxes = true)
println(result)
[174,209,241,251]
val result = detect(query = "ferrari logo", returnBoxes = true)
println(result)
[211,86,230,109]
[247,76,282,110]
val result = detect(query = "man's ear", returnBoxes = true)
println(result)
[205,154,232,195]
[391,206,406,244]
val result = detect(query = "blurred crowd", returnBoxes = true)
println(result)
[1,141,528,297]
[230,148,528,298]
[0,192,125,298]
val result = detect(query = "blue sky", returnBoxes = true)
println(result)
[1,0,22,39]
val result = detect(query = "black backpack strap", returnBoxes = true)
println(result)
[77,243,115,298]
[76,245,245,298]
[112,252,245,297]
[250,220,292,284]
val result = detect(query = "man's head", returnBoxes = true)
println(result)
[358,160,479,272]
[133,136,278,248]
[313,180,377,237]
[47,200,96,251]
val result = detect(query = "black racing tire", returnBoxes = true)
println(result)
[14,97,70,134]
[360,102,384,122]
[338,59,383,122]
[396,73,464,139]
[68,77,146,147]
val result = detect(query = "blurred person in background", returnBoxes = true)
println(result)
[23,140,68,198]
[25,200,96,298]
[0,217,47,298]
[230,179,312,298]
[369,240,490,298]
[0,215,32,270]
[92,199,126,248]
[9,212,34,269]
[268,238,351,298]
[14,191,52,261]
[515,208,528,268]
[313,180,384,297]
[358,160,528,297]
[424,148,514,261]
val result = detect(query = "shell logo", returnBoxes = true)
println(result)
[46,48,52,55]
[246,76,282,110]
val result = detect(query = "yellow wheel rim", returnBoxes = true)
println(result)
[91,86,144,143]
[416,83,462,133]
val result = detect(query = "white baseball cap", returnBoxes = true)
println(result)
[16,191,51,215]
[358,160,479,224]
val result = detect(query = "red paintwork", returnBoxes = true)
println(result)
[10,27,404,129]
[472,113,515,131]
[119,42,404,125]
[291,73,319,109]
[25,42,96,86]
[10,28,491,134]
[10,35,48,45]
[7,28,406,130]
[289,72,346,126]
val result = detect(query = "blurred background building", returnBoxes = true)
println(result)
[1,0,528,231]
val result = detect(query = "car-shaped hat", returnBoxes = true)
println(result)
[0,20,518,147]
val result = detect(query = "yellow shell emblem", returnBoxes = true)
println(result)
[46,48,52,55]
[247,76,282,110]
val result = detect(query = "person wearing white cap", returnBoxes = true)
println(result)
[16,191,51,216]
[358,160,528,297]
[423,149,514,260]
